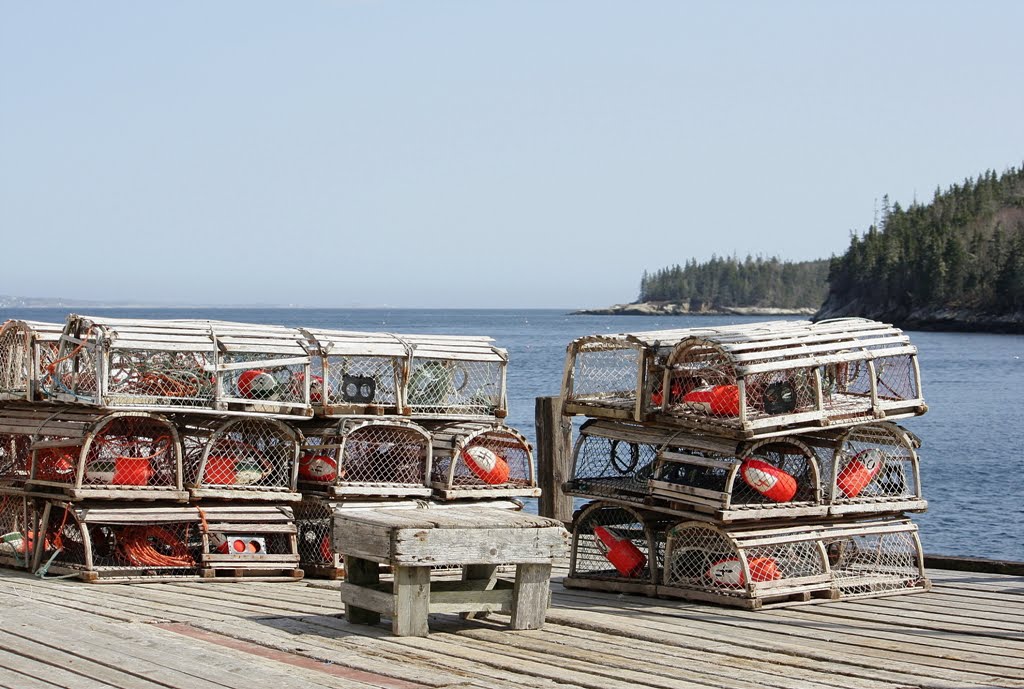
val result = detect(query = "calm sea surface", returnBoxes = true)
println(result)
[4,307,1022,561]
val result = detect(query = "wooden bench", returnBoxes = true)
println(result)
[334,506,569,636]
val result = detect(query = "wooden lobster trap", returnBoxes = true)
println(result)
[563,501,667,596]
[0,320,64,402]
[0,487,41,570]
[822,518,929,600]
[0,425,32,486]
[564,419,663,504]
[302,329,508,421]
[660,520,836,609]
[649,433,827,522]
[656,318,927,439]
[48,315,315,418]
[179,416,301,501]
[298,417,432,498]
[31,502,301,582]
[802,423,927,516]
[426,421,540,500]
[6,405,188,501]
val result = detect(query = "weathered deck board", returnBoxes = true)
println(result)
[2,566,1023,689]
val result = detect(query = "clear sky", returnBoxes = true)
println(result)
[2,2,1022,309]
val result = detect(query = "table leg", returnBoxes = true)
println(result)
[393,565,431,636]
[462,564,499,620]
[343,556,381,626]
[511,563,551,630]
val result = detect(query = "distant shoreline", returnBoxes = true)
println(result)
[571,302,816,317]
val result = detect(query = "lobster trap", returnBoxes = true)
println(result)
[0,488,41,569]
[303,329,508,420]
[298,418,432,497]
[426,421,540,500]
[823,519,929,600]
[564,419,663,504]
[0,426,32,485]
[660,520,836,609]
[48,315,315,418]
[32,502,301,582]
[563,501,666,596]
[0,320,63,402]
[179,416,301,501]
[649,434,826,522]
[802,423,927,516]
[657,319,926,439]
[6,405,188,501]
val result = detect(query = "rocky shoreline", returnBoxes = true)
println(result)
[572,302,817,317]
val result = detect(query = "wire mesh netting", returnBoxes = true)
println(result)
[0,433,31,483]
[183,419,298,493]
[432,428,535,491]
[0,492,36,568]
[220,353,309,406]
[300,422,430,494]
[567,343,642,410]
[406,359,503,417]
[106,349,215,408]
[570,503,657,582]
[872,355,919,403]
[663,344,740,420]
[294,500,336,568]
[323,355,400,410]
[0,325,30,399]
[566,431,658,502]
[50,337,101,401]
[819,424,920,506]
[826,528,925,598]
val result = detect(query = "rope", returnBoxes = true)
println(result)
[116,526,194,568]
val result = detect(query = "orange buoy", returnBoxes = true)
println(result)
[593,525,648,578]
[739,458,798,503]
[708,556,781,587]
[836,448,884,498]
[461,446,511,485]
[682,384,740,416]
[298,453,338,482]
[203,455,238,484]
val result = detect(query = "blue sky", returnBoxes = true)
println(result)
[2,2,1022,308]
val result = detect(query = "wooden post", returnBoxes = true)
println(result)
[535,396,573,524]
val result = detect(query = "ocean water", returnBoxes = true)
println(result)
[4,307,1022,561]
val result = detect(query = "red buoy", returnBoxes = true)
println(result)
[593,525,647,578]
[461,446,511,485]
[707,556,781,587]
[298,453,338,482]
[739,458,798,503]
[113,456,154,486]
[681,385,740,416]
[836,448,884,498]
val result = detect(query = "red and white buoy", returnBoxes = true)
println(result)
[298,453,339,482]
[739,458,798,503]
[707,556,781,587]
[836,448,885,498]
[461,446,511,485]
[237,369,280,400]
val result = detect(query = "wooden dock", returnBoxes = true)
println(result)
[1,565,1022,689]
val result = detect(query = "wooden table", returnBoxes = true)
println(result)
[334,506,569,636]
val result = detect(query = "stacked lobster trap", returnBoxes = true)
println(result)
[561,318,931,609]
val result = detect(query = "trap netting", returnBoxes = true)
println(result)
[298,418,432,497]
[662,520,832,608]
[650,436,825,520]
[0,490,40,569]
[106,349,215,408]
[565,420,675,503]
[181,416,300,499]
[0,432,31,484]
[293,499,339,574]
[34,503,203,581]
[805,423,925,515]
[656,319,926,439]
[406,357,505,419]
[218,352,311,413]
[24,409,186,500]
[427,421,539,499]
[824,520,928,599]
[0,320,63,402]
[301,329,407,415]
[566,501,663,588]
